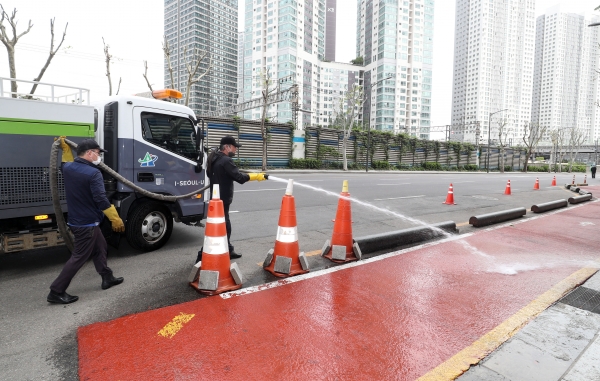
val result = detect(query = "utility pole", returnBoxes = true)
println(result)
[475,123,481,167]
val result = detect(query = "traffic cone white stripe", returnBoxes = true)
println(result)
[276,226,298,243]
[206,216,226,224]
[202,235,228,254]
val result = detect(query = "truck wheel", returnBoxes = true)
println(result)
[126,201,173,252]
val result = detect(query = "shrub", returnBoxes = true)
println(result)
[572,165,586,173]
[504,165,513,172]
[371,160,390,170]
[526,165,549,172]
[289,158,321,169]
[463,164,478,171]
[422,161,442,170]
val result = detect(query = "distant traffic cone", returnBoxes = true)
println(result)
[263,179,309,277]
[323,180,359,263]
[551,176,556,186]
[504,180,512,195]
[190,184,243,295]
[533,178,540,190]
[572,175,575,185]
[443,183,456,205]
[583,175,587,184]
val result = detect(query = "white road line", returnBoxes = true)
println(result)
[236,188,286,192]
[295,180,324,182]
[229,211,239,213]
[451,181,475,184]
[374,195,425,201]
[376,183,411,186]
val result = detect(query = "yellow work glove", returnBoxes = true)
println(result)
[102,205,125,233]
[248,173,269,181]
[54,136,74,162]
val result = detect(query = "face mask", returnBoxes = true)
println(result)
[91,152,102,165]
[227,151,236,158]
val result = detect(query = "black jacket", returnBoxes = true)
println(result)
[62,157,111,226]
[208,151,250,204]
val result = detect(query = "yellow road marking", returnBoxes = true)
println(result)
[157,312,195,339]
[417,267,598,381]
[257,249,322,267]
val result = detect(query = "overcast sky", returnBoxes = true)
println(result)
[0,0,598,126]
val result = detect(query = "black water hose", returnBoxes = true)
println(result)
[50,138,211,252]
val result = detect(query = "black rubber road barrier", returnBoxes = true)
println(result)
[354,221,457,255]
[531,200,568,213]
[469,208,526,227]
[569,194,592,204]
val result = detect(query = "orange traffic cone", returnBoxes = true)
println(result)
[504,180,512,195]
[190,184,243,295]
[263,179,309,277]
[533,178,540,190]
[323,180,359,263]
[572,175,575,185]
[583,175,587,184]
[551,176,556,186]
[443,183,456,205]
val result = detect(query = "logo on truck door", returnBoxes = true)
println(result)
[138,152,158,167]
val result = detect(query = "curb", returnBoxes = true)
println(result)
[469,208,526,228]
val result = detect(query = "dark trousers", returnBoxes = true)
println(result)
[592,168,596,178]
[197,202,234,262]
[50,226,112,293]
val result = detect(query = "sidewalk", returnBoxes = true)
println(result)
[458,273,600,381]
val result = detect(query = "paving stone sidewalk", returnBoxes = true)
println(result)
[459,271,600,381]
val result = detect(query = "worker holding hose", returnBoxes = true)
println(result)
[47,138,125,305]
[196,135,268,263]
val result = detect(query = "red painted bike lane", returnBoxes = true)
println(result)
[79,199,600,381]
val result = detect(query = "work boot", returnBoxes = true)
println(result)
[101,273,124,290]
[196,250,203,263]
[229,251,242,259]
[47,291,78,304]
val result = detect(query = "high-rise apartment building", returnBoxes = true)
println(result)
[242,0,361,127]
[356,0,435,137]
[164,0,238,115]
[531,6,600,144]
[451,0,535,144]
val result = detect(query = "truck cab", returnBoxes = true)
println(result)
[93,90,209,251]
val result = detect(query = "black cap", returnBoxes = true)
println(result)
[76,139,107,156]
[220,135,242,148]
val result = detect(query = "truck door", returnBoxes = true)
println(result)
[131,107,205,217]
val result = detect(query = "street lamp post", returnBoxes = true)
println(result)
[365,75,393,172]
[486,109,508,173]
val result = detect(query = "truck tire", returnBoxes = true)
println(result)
[126,201,173,252]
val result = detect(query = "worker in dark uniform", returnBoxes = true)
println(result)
[196,135,268,263]
[591,162,597,179]
[47,138,125,304]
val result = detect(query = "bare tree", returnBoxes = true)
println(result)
[142,60,153,92]
[162,35,175,89]
[28,18,68,95]
[257,69,278,171]
[333,84,365,171]
[496,119,511,173]
[102,37,121,96]
[566,126,587,172]
[548,128,561,172]
[522,122,547,172]
[0,5,32,97]
[182,46,212,107]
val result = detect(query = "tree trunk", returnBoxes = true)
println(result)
[7,46,17,97]
[342,132,348,171]
[260,90,268,171]
[500,146,505,173]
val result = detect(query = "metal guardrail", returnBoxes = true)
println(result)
[0,77,90,105]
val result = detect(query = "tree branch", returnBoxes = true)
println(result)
[162,35,175,89]
[115,77,121,96]
[102,37,113,96]
[29,18,68,95]
[142,60,153,92]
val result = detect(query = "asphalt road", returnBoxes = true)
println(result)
[0,171,592,380]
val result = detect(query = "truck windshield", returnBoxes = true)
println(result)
[141,112,197,161]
